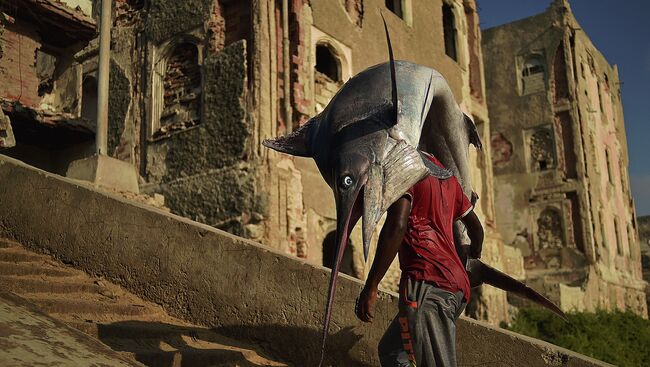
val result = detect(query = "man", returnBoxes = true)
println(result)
[355,153,484,367]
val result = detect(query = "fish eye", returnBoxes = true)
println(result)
[341,175,354,188]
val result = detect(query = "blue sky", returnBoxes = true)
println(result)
[477,1,650,216]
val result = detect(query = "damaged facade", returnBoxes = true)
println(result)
[483,0,647,317]
[0,0,96,174]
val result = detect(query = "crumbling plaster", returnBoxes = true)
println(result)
[145,0,216,45]
[146,41,260,234]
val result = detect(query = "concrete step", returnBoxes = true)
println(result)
[0,248,49,262]
[24,294,156,317]
[0,262,79,277]
[0,238,20,249]
[0,275,101,294]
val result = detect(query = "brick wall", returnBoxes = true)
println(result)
[158,43,201,135]
[0,22,42,108]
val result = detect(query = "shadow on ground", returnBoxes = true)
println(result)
[95,320,370,367]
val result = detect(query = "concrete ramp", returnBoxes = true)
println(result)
[0,155,611,366]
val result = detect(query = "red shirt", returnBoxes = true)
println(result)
[399,154,473,301]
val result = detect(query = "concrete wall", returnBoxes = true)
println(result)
[0,155,611,367]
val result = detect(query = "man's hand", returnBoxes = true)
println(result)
[460,210,484,259]
[355,286,378,323]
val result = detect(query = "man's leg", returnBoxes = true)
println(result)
[378,315,414,367]
[400,279,464,367]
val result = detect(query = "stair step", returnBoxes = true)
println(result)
[0,249,48,262]
[24,295,156,317]
[0,238,20,249]
[0,276,101,294]
[0,262,79,277]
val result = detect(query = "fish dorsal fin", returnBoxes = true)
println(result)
[381,12,398,126]
[262,117,318,157]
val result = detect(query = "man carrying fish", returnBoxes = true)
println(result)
[263,14,565,366]
[355,152,484,367]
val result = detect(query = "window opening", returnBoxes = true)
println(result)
[385,0,403,19]
[315,44,340,82]
[442,3,457,61]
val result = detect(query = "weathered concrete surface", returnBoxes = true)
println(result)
[0,291,142,367]
[0,155,610,366]
[67,154,140,193]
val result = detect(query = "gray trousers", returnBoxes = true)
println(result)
[378,278,466,367]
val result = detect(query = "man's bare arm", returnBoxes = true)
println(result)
[461,210,484,259]
[356,196,410,322]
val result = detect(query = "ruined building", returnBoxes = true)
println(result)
[0,0,96,173]
[483,0,647,316]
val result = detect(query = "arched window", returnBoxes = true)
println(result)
[537,208,564,249]
[322,231,355,277]
[315,44,340,82]
[522,55,546,95]
[314,42,344,114]
[158,42,202,134]
[442,2,457,61]
[81,75,97,125]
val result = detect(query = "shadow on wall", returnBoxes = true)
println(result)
[95,320,369,367]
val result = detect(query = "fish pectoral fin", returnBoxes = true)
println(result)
[464,113,482,150]
[262,116,318,157]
